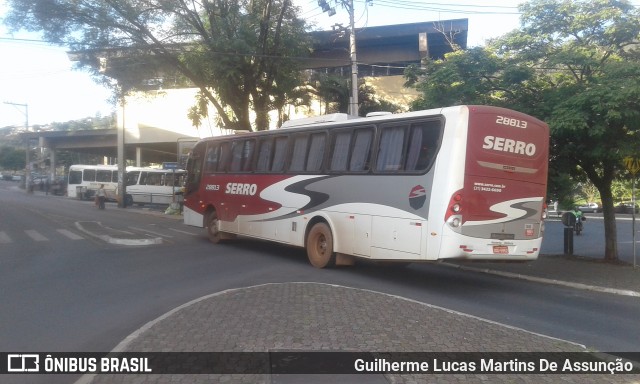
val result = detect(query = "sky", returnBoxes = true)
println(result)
[0,0,527,129]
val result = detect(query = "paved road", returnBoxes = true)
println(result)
[542,215,640,264]
[2,182,639,384]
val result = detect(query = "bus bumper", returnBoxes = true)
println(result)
[184,206,204,227]
[438,226,541,261]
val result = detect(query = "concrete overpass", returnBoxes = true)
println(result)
[22,128,196,179]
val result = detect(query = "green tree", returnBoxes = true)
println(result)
[508,0,640,261]
[4,0,311,131]
[308,73,403,116]
[406,0,640,261]
[0,146,26,171]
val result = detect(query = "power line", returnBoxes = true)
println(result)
[302,0,523,20]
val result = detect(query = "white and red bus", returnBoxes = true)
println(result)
[183,105,549,268]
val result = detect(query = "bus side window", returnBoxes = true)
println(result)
[230,141,244,172]
[376,125,406,172]
[205,143,220,173]
[306,132,326,172]
[96,170,111,183]
[330,131,351,171]
[256,138,273,172]
[186,143,204,193]
[139,172,148,185]
[405,121,442,172]
[218,142,232,172]
[289,135,309,172]
[147,173,162,185]
[83,169,96,182]
[69,170,82,185]
[230,140,255,172]
[242,140,255,172]
[349,128,373,172]
[126,171,140,186]
[271,137,288,172]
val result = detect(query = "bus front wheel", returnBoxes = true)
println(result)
[306,222,336,268]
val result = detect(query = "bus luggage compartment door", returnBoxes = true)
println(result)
[371,217,422,258]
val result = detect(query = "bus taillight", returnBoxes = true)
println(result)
[446,190,463,229]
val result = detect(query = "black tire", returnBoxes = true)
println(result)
[306,222,336,268]
[206,210,225,244]
[124,195,134,207]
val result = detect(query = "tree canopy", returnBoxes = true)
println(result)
[406,0,640,261]
[4,0,312,131]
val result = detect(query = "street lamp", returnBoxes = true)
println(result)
[3,101,31,192]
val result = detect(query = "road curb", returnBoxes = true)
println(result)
[75,221,162,246]
[440,262,640,298]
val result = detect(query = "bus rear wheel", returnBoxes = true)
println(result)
[206,211,224,244]
[306,222,336,268]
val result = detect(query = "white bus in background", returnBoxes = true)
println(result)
[122,168,186,206]
[67,164,118,200]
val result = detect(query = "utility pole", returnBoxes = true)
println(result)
[319,0,360,116]
[3,101,30,192]
[347,0,358,116]
[117,88,126,208]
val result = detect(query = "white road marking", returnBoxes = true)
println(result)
[168,228,200,236]
[25,230,48,242]
[57,229,85,240]
[128,226,173,238]
[0,231,12,244]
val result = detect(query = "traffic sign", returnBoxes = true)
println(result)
[162,162,179,170]
[623,157,640,175]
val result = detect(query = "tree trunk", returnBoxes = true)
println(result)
[599,190,619,261]
[253,96,270,131]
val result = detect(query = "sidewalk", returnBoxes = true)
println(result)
[446,254,640,297]
[81,280,638,384]
[77,254,639,384]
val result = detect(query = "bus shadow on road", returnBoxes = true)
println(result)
[206,238,513,296]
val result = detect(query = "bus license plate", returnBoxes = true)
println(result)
[493,245,509,254]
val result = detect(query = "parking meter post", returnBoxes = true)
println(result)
[623,156,640,268]
[561,212,575,256]
[563,227,573,255]
[633,176,637,268]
